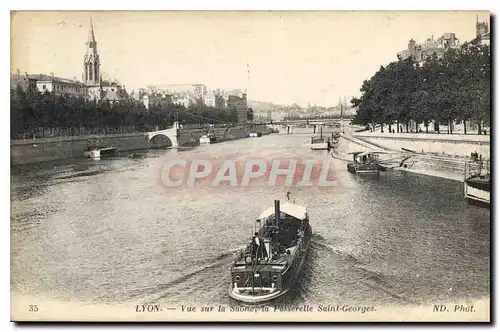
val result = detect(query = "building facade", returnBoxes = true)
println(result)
[144,84,208,107]
[204,89,216,107]
[141,91,173,109]
[214,90,226,109]
[35,75,89,98]
[137,84,249,121]
[397,33,461,64]
[226,91,248,124]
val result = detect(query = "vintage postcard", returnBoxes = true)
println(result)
[10,10,490,322]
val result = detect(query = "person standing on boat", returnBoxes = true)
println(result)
[252,232,261,261]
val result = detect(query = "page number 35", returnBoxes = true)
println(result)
[29,305,38,312]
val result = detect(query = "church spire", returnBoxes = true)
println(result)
[83,17,100,89]
[87,17,97,52]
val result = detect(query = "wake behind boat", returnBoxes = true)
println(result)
[229,200,312,304]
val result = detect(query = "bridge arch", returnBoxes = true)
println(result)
[146,123,180,148]
[149,133,174,148]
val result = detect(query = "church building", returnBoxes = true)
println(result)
[83,18,102,100]
[83,19,127,102]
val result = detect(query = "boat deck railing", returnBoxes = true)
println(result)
[465,159,490,179]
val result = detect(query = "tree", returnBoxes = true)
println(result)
[351,41,490,135]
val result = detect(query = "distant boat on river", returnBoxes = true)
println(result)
[464,159,490,207]
[200,132,217,144]
[310,127,330,150]
[347,151,388,174]
[83,139,117,159]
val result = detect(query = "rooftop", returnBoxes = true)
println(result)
[29,74,87,86]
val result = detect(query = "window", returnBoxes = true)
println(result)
[111,89,114,91]
[42,84,46,90]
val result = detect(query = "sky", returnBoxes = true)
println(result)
[11,11,489,107]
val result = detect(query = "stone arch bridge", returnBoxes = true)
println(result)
[147,123,180,148]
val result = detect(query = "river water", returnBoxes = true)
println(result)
[11,133,490,308]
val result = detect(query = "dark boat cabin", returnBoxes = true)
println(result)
[237,202,309,265]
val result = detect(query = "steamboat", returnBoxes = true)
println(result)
[229,200,312,303]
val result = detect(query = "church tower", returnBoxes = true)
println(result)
[476,15,489,37]
[84,18,102,100]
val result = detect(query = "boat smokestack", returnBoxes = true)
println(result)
[274,200,280,227]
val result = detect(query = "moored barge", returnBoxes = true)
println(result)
[347,151,387,174]
[464,159,490,207]
[200,131,217,144]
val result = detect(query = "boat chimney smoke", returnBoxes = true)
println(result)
[274,200,280,227]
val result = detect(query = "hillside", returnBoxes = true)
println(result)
[247,100,279,112]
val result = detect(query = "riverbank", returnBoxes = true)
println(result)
[396,168,464,182]
[330,150,464,182]
[332,131,477,182]
[11,124,274,166]
[11,133,150,166]
[353,132,490,158]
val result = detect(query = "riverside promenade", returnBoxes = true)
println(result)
[333,127,490,182]
[353,131,490,158]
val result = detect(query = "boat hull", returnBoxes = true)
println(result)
[228,287,285,303]
[200,137,217,144]
[311,143,329,150]
[83,149,100,159]
[83,147,117,159]
[347,163,379,174]
[464,179,490,207]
